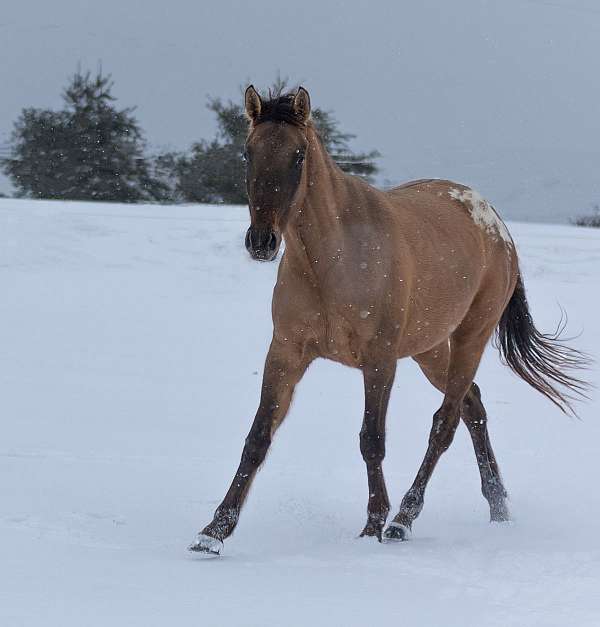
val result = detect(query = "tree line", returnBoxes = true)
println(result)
[1,70,379,204]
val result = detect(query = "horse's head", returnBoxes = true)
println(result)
[243,85,311,261]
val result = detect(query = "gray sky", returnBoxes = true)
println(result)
[2,0,600,221]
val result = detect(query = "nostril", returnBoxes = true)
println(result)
[268,232,277,252]
[245,229,252,251]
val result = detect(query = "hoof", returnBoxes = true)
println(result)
[359,523,384,542]
[383,522,410,542]
[188,533,223,556]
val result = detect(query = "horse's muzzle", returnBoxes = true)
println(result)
[245,226,280,261]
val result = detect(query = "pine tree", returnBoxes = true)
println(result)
[310,108,379,180]
[2,70,167,202]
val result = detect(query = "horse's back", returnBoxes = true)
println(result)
[386,178,514,253]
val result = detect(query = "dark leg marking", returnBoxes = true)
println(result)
[384,400,461,541]
[358,362,396,541]
[190,340,310,554]
[462,383,510,522]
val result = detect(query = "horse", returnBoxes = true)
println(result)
[189,86,589,555]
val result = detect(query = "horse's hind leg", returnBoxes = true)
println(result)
[411,344,510,523]
[463,383,510,522]
[384,319,499,540]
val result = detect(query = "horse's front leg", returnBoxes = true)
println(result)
[189,338,311,554]
[359,361,397,541]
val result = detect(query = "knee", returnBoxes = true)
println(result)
[242,429,271,466]
[359,430,385,465]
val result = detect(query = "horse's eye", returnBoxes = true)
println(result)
[242,150,249,162]
[296,151,305,167]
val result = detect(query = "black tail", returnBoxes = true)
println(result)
[495,275,591,415]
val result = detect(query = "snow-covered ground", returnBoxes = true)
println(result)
[1,198,599,627]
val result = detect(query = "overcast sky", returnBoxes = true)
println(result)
[2,0,599,221]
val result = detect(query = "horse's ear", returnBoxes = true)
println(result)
[244,85,262,123]
[293,86,311,124]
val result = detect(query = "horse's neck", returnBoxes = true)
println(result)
[283,133,348,269]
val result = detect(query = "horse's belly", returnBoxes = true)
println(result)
[394,277,478,357]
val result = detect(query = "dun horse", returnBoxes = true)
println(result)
[190,86,588,555]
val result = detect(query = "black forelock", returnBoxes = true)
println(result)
[254,91,307,127]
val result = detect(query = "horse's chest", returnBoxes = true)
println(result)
[316,311,364,366]
[273,285,363,368]
[274,253,401,366]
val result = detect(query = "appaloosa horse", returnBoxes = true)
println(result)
[190,86,588,555]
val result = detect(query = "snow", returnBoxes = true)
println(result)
[1,198,599,627]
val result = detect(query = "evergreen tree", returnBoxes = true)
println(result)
[163,80,380,204]
[310,107,379,180]
[2,70,168,202]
